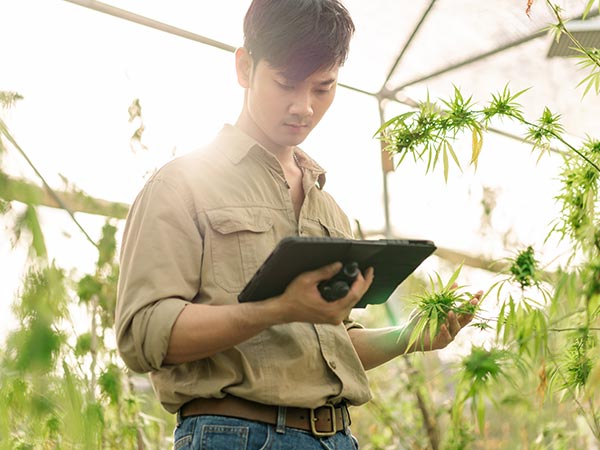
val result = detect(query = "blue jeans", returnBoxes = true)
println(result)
[173,415,360,450]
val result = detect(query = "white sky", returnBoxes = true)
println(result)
[0,0,588,347]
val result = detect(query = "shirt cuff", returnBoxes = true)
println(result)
[343,317,365,331]
[135,298,188,372]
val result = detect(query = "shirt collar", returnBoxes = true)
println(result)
[293,148,327,190]
[220,124,327,190]
[220,124,260,164]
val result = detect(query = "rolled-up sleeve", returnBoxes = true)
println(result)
[115,177,202,373]
[343,318,364,331]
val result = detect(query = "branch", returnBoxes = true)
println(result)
[547,1,600,69]
[0,173,129,219]
[548,327,600,332]
[0,118,101,248]
[403,357,440,450]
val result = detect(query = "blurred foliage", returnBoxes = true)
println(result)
[1,1,600,449]
[0,95,174,448]
[0,94,206,446]
[0,217,175,449]
[128,98,147,152]
[374,3,600,446]
[0,91,23,110]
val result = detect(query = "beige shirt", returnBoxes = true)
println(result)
[116,125,372,413]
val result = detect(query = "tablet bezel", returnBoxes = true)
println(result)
[237,236,436,308]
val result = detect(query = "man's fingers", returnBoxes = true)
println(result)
[361,267,375,289]
[457,290,483,327]
[352,267,374,295]
[304,261,343,283]
[471,290,483,302]
[438,324,452,343]
[337,266,374,307]
[446,312,462,338]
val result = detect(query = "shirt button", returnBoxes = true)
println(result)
[329,361,337,369]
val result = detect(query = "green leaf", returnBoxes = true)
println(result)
[425,143,434,173]
[471,127,483,169]
[496,301,506,338]
[435,272,444,288]
[99,364,122,405]
[447,141,462,172]
[577,70,600,98]
[430,309,438,348]
[504,298,515,344]
[61,362,87,443]
[77,275,102,303]
[471,321,492,331]
[476,391,485,434]
[74,332,92,357]
[15,205,47,259]
[432,142,442,173]
[0,91,24,109]
[83,402,104,446]
[443,141,449,182]
[404,316,427,353]
[97,222,117,267]
[10,319,64,373]
[582,0,597,19]
[373,112,415,138]
[446,264,463,290]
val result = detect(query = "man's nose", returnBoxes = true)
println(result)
[288,90,314,117]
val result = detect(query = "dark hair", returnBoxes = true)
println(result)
[243,0,355,81]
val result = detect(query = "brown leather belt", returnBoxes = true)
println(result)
[179,395,350,437]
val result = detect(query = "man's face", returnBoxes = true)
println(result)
[243,57,339,152]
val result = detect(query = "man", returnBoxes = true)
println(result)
[115,1,481,448]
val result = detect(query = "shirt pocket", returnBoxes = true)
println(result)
[206,207,276,293]
[302,216,352,239]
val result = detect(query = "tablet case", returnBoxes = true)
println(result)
[238,236,436,308]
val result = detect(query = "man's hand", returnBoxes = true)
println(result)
[274,262,375,325]
[348,288,483,370]
[165,262,373,365]
[404,289,483,353]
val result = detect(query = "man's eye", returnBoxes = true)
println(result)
[276,81,294,90]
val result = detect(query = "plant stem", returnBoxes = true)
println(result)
[403,357,440,450]
[0,118,100,249]
[548,327,600,332]
[515,115,600,173]
[366,396,416,448]
[547,1,600,69]
[90,296,98,402]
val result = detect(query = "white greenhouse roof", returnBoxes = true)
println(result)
[1,0,599,328]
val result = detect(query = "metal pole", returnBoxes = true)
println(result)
[62,0,236,52]
[61,0,378,98]
[378,101,392,239]
[382,0,437,88]
[388,9,599,95]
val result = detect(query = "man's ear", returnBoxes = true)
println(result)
[235,47,253,88]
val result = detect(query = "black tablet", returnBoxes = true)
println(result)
[238,236,436,308]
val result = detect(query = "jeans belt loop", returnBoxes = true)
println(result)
[344,403,351,428]
[275,406,287,434]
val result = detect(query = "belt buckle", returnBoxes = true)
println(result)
[310,404,337,437]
